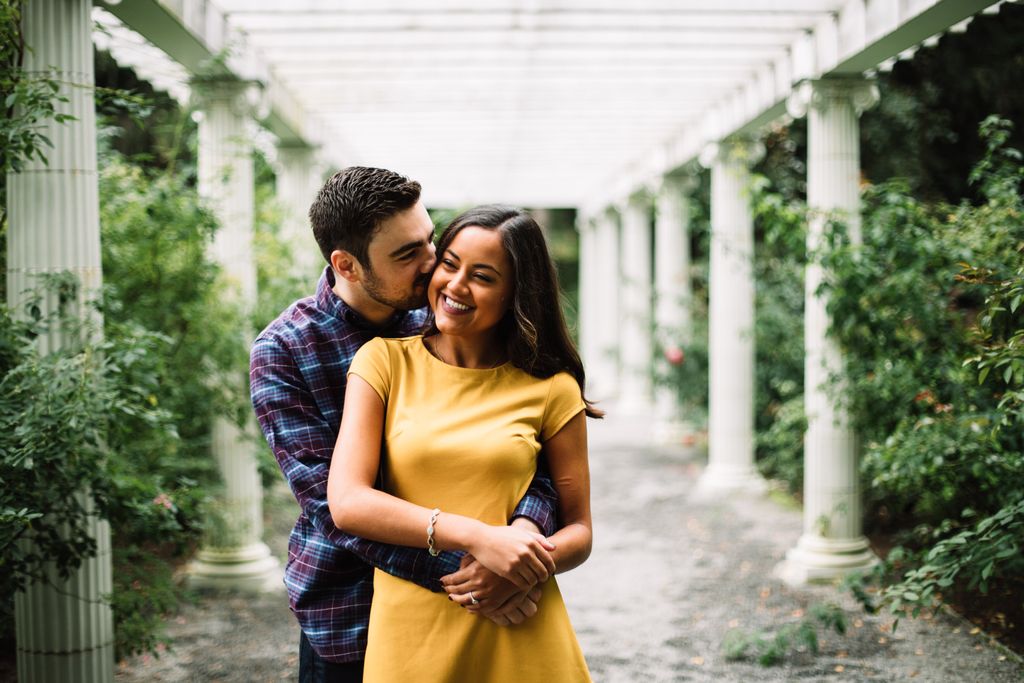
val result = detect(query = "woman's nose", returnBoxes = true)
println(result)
[447,269,470,293]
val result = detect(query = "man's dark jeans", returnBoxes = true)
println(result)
[299,631,365,683]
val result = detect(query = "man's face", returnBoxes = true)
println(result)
[360,201,437,312]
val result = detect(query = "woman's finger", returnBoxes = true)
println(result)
[449,592,477,608]
[442,579,475,595]
[523,548,550,583]
[529,531,557,552]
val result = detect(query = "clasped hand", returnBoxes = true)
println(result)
[441,553,544,626]
[440,522,556,626]
[470,523,556,590]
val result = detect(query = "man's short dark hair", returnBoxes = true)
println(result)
[309,166,422,268]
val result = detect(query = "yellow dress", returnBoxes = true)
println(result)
[349,335,592,683]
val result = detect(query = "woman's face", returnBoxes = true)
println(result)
[428,226,514,341]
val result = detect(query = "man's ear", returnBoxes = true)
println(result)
[330,249,363,284]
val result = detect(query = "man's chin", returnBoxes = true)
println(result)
[396,291,428,312]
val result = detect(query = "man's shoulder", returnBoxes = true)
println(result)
[255,295,337,347]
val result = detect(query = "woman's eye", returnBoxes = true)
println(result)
[474,273,492,283]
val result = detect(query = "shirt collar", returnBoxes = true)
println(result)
[316,266,411,331]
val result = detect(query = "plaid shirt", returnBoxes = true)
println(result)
[250,267,558,663]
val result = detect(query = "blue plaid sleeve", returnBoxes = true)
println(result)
[511,455,559,536]
[250,334,461,590]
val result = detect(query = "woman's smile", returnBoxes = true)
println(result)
[428,226,513,339]
[440,294,473,314]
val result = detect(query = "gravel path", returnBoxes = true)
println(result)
[116,413,1023,682]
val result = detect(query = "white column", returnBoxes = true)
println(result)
[777,78,879,584]
[589,209,620,399]
[653,175,698,439]
[696,139,767,495]
[276,143,323,277]
[618,193,654,415]
[189,79,281,592]
[577,214,600,394]
[7,1,115,680]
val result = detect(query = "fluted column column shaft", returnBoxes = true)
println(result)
[778,78,878,584]
[654,177,696,425]
[577,217,600,394]
[190,80,280,590]
[654,179,693,345]
[8,1,114,680]
[589,210,620,398]
[276,144,322,276]
[698,140,766,494]
[618,195,653,414]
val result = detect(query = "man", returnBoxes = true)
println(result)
[250,167,558,682]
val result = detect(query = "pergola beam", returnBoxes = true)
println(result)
[583,0,999,213]
[99,0,318,148]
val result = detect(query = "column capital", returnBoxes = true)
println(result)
[656,172,700,199]
[625,187,654,210]
[786,77,879,119]
[698,136,765,170]
[190,76,267,119]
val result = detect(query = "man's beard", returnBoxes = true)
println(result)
[362,269,429,312]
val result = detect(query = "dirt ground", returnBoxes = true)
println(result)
[108,413,1023,682]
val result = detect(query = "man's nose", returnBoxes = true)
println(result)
[419,243,436,273]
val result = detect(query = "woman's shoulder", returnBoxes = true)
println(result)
[547,370,583,399]
[352,335,422,365]
[357,335,422,353]
[378,335,423,349]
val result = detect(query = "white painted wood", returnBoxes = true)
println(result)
[777,78,879,584]
[188,79,282,592]
[618,194,654,416]
[275,143,325,278]
[8,1,115,680]
[696,139,767,496]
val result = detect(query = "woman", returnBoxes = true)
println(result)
[327,205,601,682]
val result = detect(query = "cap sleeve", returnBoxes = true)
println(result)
[540,371,586,442]
[347,337,393,404]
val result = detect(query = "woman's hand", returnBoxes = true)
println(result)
[468,524,556,591]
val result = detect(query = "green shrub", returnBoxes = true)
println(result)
[722,602,847,667]
[0,284,186,655]
[839,119,1024,620]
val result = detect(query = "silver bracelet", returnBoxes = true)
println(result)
[426,508,441,557]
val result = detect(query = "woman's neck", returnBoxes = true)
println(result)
[429,332,506,369]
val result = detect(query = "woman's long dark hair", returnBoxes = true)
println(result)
[425,205,603,418]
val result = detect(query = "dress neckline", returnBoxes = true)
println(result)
[417,335,511,373]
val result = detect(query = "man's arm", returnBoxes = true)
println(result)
[511,454,559,536]
[250,334,460,591]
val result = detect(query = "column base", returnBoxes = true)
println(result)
[774,533,877,586]
[187,542,283,593]
[694,463,767,499]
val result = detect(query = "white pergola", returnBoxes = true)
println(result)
[93,0,991,208]
[7,1,1008,680]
